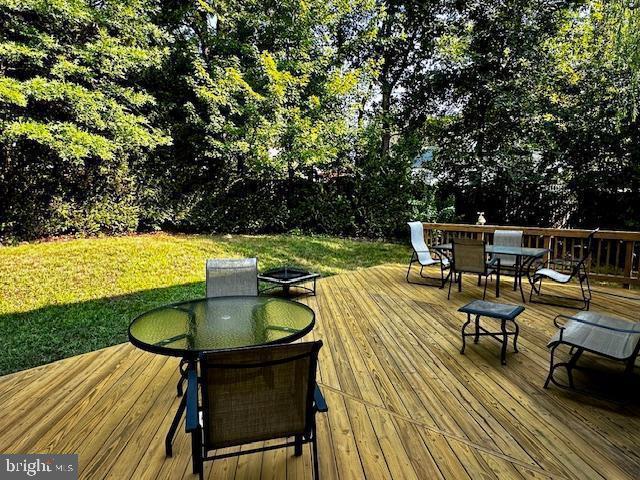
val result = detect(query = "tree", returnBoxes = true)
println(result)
[402,0,570,225]
[0,0,170,238]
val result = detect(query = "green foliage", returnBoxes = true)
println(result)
[1,0,639,240]
[0,0,169,239]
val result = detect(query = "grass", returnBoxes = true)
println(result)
[0,232,409,375]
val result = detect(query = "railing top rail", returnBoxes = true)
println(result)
[422,223,640,241]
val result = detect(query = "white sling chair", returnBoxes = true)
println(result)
[406,221,450,288]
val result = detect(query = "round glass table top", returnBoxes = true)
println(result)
[128,296,315,357]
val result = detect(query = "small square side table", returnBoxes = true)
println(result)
[458,300,525,365]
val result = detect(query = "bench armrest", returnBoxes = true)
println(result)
[553,314,640,338]
[185,368,199,432]
[314,385,328,413]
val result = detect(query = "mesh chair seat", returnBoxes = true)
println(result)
[530,229,598,311]
[416,251,449,267]
[448,238,501,300]
[535,268,571,284]
[201,342,318,448]
[544,309,640,392]
[186,341,327,479]
[548,312,640,360]
[406,221,449,287]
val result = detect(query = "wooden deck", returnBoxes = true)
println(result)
[1,264,640,479]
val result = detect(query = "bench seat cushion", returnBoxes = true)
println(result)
[548,311,640,360]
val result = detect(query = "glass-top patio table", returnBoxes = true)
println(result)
[128,296,315,456]
[434,243,548,302]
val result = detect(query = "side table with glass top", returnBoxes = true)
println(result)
[128,295,315,456]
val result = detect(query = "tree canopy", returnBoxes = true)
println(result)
[1,0,638,241]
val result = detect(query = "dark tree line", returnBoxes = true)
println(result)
[0,0,638,241]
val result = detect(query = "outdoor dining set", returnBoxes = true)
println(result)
[405,221,640,394]
[128,258,326,479]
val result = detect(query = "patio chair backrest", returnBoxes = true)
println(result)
[493,230,523,266]
[570,228,599,276]
[206,258,258,298]
[452,237,487,274]
[408,221,430,254]
[199,341,322,450]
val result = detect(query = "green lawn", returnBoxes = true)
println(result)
[0,233,409,375]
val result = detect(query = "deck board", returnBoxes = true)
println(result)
[1,263,639,479]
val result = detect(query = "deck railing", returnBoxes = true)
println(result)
[421,223,640,288]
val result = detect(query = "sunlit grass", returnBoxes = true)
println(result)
[0,233,409,375]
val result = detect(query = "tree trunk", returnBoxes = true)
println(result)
[381,80,392,158]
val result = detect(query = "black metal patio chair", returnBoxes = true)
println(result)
[448,237,500,300]
[406,221,450,287]
[185,341,328,480]
[491,230,524,291]
[177,258,260,398]
[529,229,598,310]
[206,257,259,297]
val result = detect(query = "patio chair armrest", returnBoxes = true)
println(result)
[185,368,199,432]
[431,249,447,263]
[487,257,500,269]
[314,385,328,413]
[553,314,640,334]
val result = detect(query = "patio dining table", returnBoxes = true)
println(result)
[434,243,548,302]
[128,295,315,457]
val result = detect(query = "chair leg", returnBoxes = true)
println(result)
[458,272,462,292]
[406,254,416,282]
[581,269,592,310]
[447,269,455,300]
[294,434,303,456]
[191,427,203,479]
[474,315,480,344]
[177,375,186,397]
[312,425,320,480]
[566,348,584,388]
[482,275,488,300]
[544,344,559,388]
[500,319,508,365]
[177,359,188,397]
[495,267,500,298]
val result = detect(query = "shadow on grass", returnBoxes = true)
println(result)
[0,281,204,376]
